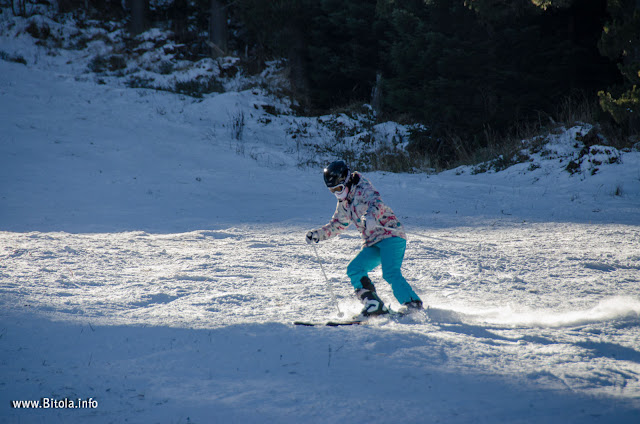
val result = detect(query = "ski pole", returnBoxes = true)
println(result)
[407,231,498,261]
[311,243,344,317]
[408,231,479,248]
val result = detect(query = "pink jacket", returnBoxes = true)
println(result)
[315,172,406,247]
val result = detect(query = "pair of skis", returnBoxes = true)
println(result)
[294,307,424,327]
[294,320,365,327]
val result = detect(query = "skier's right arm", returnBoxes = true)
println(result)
[307,203,351,243]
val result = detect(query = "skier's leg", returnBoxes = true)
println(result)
[346,246,381,290]
[347,246,387,316]
[378,237,421,305]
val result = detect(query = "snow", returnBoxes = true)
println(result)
[2,12,640,424]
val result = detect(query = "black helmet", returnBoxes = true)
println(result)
[323,160,350,188]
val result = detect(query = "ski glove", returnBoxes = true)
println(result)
[306,230,320,244]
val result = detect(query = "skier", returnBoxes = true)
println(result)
[306,160,423,318]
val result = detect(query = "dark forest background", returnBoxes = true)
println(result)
[12,0,640,168]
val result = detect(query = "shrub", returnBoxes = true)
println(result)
[229,110,245,141]
[0,50,27,65]
[88,54,127,73]
[173,77,224,98]
[26,21,50,39]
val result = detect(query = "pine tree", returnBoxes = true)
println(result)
[598,0,640,132]
[304,0,380,109]
[236,0,381,110]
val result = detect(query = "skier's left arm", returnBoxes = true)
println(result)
[358,182,384,232]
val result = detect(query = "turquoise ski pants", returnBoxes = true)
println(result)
[346,237,420,305]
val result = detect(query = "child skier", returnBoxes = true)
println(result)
[306,160,423,317]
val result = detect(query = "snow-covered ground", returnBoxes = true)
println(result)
[2,11,640,423]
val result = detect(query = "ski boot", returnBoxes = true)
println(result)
[398,299,425,318]
[355,277,388,318]
[403,299,424,311]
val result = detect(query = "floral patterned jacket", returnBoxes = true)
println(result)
[315,172,406,247]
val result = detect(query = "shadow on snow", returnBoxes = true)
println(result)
[1,313,639,424]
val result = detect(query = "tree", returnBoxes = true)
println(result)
[234,0,310,101]
[598,0,640,132]
[303,0,381,109]
[379,0,617,140]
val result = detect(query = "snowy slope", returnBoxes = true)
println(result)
[2,12,640,424]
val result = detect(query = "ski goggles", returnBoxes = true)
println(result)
[328,184,346,193]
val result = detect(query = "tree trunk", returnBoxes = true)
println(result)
[371,72,383,117]
[209,0,228,57]
[130,0,146,36]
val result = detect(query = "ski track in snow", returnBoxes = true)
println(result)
[2,16,640,422]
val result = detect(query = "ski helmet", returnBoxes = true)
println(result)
[323,160,350,188]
